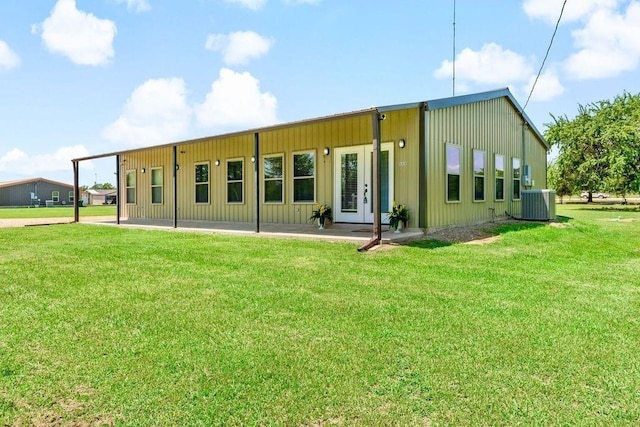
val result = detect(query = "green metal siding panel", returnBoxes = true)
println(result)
[425,97,547,229]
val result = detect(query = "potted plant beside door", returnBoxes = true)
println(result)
[388,202,409,233]
[309,204,332,230]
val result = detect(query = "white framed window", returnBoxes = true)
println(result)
[473,150,485,202]
[446,144,461,202]
[293,151,315,203]
[126,170,136,204]
[69,191,75,203]
[512,157,521,200]
[151,167,163,205]
[227,158,244,204]
[495,154,505,201]
[195,162,210,204]
[263,154,284,203]
[51,191,59,203]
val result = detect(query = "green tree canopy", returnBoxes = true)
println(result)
[545,92,640,202]
[90,182,115,190]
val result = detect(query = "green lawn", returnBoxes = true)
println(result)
[0,205,116,219]
[1,205,639,425]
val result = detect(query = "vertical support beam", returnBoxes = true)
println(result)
[418,103,427,229]
[73,160,79,223]
[358,110,382,251]
[173,146,178,229]
[373,112,382,243]
[254,132,260,233]
[116,155,121,225]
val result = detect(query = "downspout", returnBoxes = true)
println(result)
[73,161,79,222]
[358,110,383,252]
[254,132,260,233]
[116,155,121,225]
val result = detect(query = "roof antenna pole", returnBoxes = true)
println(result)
[452,0,456,97]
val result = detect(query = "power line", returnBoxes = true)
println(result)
[523,0,567,111]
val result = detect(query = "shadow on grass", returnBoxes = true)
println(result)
[406,239,453,249]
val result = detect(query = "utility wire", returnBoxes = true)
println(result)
[523,0,567,111]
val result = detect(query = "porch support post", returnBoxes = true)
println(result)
[358,110,382,251]
[173,146,178,228]
[254,132,260,233]
[116,155,121,225]
[73,160,80,223]
[418,103,427,228]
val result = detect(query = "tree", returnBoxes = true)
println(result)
[90,182,115,190]
[545,92,640,203]
[547,159,574,204]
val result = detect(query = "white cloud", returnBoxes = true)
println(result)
[33,0,117,66]
[115,0,151,13]
[523,0,618,23]
[102,78,192,147]
[225,0,266,11]
[434,43,534,86]
[205,31,274,65]
[195,68,278,133]
[0,145,92,175]
[564,1,640,79]
[523,69,565,102]
[0,40,20,71]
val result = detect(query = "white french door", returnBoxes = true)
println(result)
[333,143,394,223]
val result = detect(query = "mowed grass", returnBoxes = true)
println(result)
[1,205,639,425]
[0,205,116,219]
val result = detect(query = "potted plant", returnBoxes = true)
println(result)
[388,202,409,233]
[309,204,332,229]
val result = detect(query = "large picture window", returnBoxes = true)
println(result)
[473,150,485,202]
[151,167,163,204]
[293,151,315,203]
[126,170,136,204]
[495,154,505,201]
[195,162,209,204]
[446,144,461,202]
[263,154,284,203]
[227,159,244,204]
[513,157,521,200]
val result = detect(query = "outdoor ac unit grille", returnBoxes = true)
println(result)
[521,190,556,221]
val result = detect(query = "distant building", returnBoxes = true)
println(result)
[0,177,75,207]
[83,189,117,205]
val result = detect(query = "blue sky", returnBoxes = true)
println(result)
[1,0,639,186]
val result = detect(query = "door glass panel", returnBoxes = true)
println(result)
[369,151,389,214]
[341,153,358,212]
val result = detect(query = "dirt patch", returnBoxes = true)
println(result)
[463,235,501,245]
[426,223,507,244]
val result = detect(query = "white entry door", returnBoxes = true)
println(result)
[333,143,394,223]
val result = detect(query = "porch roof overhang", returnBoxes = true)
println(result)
[72,107,377,163]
